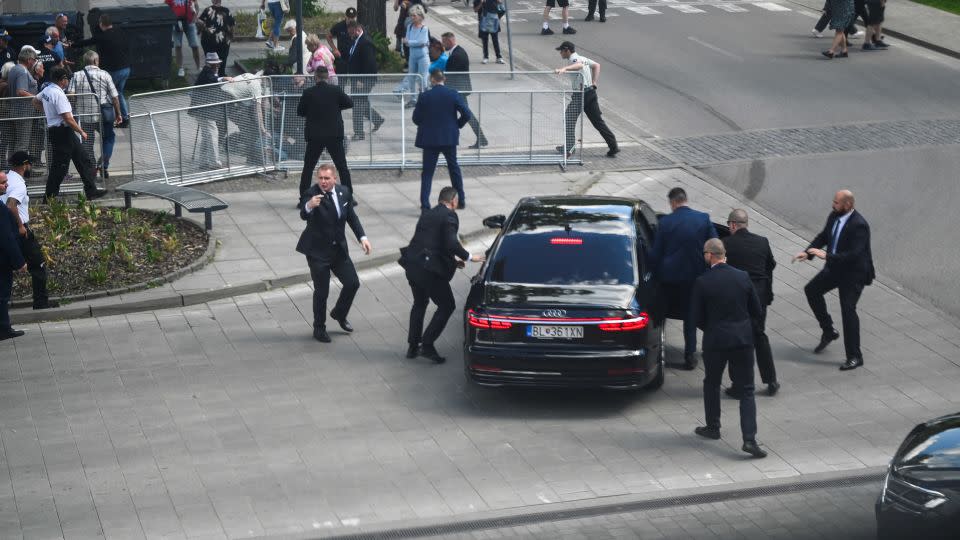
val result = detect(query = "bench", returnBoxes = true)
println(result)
[116,181,228,231]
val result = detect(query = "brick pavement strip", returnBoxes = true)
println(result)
[1,168,959,539]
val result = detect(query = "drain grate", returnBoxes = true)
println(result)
[317,471,883,539]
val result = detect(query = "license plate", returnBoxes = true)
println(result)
[527,325,584,339]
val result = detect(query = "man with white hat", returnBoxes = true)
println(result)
[190,52,233,169]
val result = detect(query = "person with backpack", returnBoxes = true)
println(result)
[67,50,122,179]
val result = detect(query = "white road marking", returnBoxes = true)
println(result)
[753,2,792,11]
[714,4,749,12]
[687,36,744,61]
[669,4,707,12]
[431,6,461,15]
[626,6,663,14]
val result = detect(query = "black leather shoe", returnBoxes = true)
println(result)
[584,14,594,21]
[468,140,488,149]
[725,387,742,399]
[313,327,331,343]
[86,189,108,200]
[680,352,698,370]
[839,356,863,371]
[742,440,767,458]
[372,118,384,133]
[420,345,446,364]
[695,426,721,440]
[814,329,840,353]
[599,15,606,22]
[351,133,365,141]
[767,382,781,396]
[0,329,25,341]
[330,313,353,333]
[457,201,465,210]
[405,344,419,359]
[606,146,620,158]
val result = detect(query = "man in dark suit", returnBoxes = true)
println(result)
[399,186,485,363]
[793,190,875,371]
[296,163,372,343]
[441,32,487,149]
[345,21,384,141]
[296,67,353,203]
[649,187,717,369]
[690,239,767,458]
[413,70,473,212]
[0,171,27,341]
[722,209,780,397]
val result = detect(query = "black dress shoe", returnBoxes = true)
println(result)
[584,14,594,21]
[0,329,25,341]
[767,382,781,396]
[695,426,721,440]
[725,387,742,399]
[457,201,465,210]
[86,189,108,200]
[405,344,419,359]
[330,313,353,333]
[680,352,698,370]
[606,146,620,158]
[372,118,384,133]
[839,356,863,371]
[814,329,840,353]
[420,344,446,364]
[313,327,331,343]
[599,15,606,22]
[742,440,767,458]
[468,140,488,149]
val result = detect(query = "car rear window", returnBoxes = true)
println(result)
[489,232,635,285]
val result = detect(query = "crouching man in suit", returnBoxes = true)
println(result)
[690,238,767,458]
[296,163,372,343]
[399,186,484,363]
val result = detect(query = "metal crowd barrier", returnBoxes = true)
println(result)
[0,93,101,196]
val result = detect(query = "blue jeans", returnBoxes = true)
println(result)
[268,1,284,38]
[400,46,429,99]
[420,146,464,210]
[110,67,130,119]
[0,269,12,332]
[101,118,116,169]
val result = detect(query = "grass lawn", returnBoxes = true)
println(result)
[911,0,960,16]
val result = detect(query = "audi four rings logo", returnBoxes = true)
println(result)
[542,309,567,318]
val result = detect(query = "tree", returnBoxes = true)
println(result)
[357,0,387,36]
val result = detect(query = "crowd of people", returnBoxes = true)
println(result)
[812,0,889,58]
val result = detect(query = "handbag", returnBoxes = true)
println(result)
[83,67,115,128]
[479,11,500,33]
[280,0,290,13]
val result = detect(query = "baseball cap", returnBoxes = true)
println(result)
[555,41,575,52]
[8,151,34,166]
[43,35,55,44]
[345,7,357,17]
[0,30,10,41]
[20,45,40,55]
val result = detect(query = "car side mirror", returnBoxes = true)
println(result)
[483,214,505,229]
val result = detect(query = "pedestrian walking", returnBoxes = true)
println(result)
[190,53,233,170]
[428,38,448,76]
[0,171,27,341]
[649,187,717,370]
[167,0,202,77]
[822,0,854,58]
[441,32,487,148]
[473,0,504,63]
[397,5,430,107]
[67,51,122,179]
[327,7,358,73]
[261,0,286,52]
[862,0,889,50]
[399,186,484,363]
[413,70,472,212]
[585,0,607,22]
[198,0,236,77]
[297,67,353,204]
[296,163,372,343]
[2,152,54,310]
[283,20,311,74]
[541,0,575,35]
[35,66,105,201]
[792,190,875,371]
[305,33,336,81]
[346,22,384,141]
[553,41,618,158]
[722,209,779,397]
[691,238,768,459]
[76,14,133,127]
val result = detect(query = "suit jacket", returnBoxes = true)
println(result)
[690,263,761,352]
[649,206,718,284]
[347,33,378,75]
[400,204,470,281]
[296,81,353,141]
[444,45,472,95]
[723,228,776,306]
[807,210,875,285]
[0,207,24,272]
[412,84,472,148]
[295,184,365,263]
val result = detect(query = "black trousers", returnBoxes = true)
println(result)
[587,0,607,16]
[704,346,758,442]
[203,41,230,77]
[18,228,48,307]
[804,268,864,361]
[300,136,351,198]
[307,251,360,331]
[815,1,831,32]
[0,268,12,332]
[753,304,776,384]
[564,88,617,154]
[45,125,99,199]
[351,95,383,137]
[405,266,456,347]
[480,32,501,59]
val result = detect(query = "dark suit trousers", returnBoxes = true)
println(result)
[753,304,776,384]
[704,347,758,442]
[815,1,831,32]
[18,229,48,307]
[587,0,607,16]
[564,88,617,153]
[405,267,456,347]
[300,137,351,197]
[420,146,464,210]
[45,125,99,199]
[351,95,383,137]
[0,268,12,332]
[307,251,360,330]
[804,268,864,360]
[662,281,698,356]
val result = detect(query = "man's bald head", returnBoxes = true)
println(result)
[704,238,725,257]
[832,190,855,214]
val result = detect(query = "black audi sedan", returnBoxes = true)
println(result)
[876,411,960,539]
[463,195,665,390]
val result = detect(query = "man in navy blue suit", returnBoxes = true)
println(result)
[412,70,473,212]
[649,187,717,370]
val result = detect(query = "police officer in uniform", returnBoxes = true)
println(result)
[1,152,55,309]
[0,171,26,341]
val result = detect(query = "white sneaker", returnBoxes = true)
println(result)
[849,30,864,39]
[265,41,274,49]
[496,57,505,64]
[177,67,185,77]
[481,57,489,64]
[811,29,822,38]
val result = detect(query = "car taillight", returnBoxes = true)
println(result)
[598,312,649,332]
[467,309,513,330]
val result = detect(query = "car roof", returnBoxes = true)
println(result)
[507,196,644,234]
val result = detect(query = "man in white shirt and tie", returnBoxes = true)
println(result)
[793,190,876,371]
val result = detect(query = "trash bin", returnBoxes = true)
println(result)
[87,6,175,84]
[0,11,84,58]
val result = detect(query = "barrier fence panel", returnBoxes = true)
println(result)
[0,93,102,196]
[128,77,275,186]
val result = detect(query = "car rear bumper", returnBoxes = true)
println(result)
[464,344,658,389]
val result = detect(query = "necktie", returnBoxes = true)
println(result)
[829,218,841,254]
[325,190,340,219]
